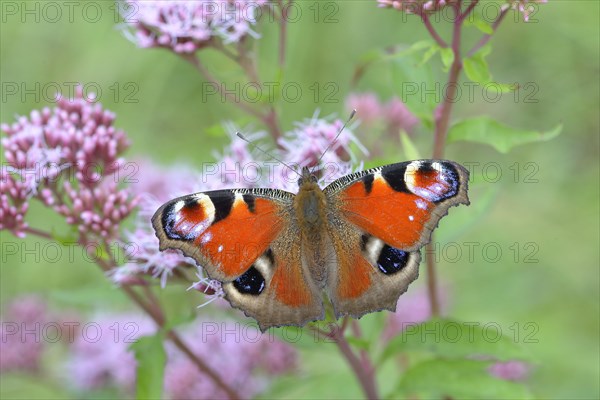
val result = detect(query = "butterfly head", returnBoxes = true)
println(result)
[297,166,319,188]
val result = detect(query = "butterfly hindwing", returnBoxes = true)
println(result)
[152,188,324,331]
[326,217,421,317]
[223,228,325,331]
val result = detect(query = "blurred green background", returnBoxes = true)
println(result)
[1,1,598,399]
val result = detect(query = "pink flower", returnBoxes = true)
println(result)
[277,111,366,189]
[346,93,419,139]
[488,360,530,381]
[122,0,267,54]
[507,0,548,22]
[0,167,31,237]
[346,93,384,126]
[384,96,419,135]
[382,285,449,341]
[65,313,156,393]
[0,295,77,374]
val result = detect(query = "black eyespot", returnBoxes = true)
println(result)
[377,245,409,275]
[233,266,265,295]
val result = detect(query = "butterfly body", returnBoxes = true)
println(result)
[152,160,469,331]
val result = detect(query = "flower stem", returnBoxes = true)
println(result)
[22,226,53,240]
[309,318,378,399]
[278,0,290,69]
[433,2,463,159]
[426,1,467,316]
[421,13,448,48]
[331,319,379,400]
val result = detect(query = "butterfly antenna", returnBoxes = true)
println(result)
[316,109,356,167]
[236,132,302,177]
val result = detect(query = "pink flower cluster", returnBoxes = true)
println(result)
[0,296,48,373]
[0,295,77,374]
[0,293,298,399]
[122,0,267,53]
[277,113,366,188]
[346,92,419,137]
[1,87,138,240]
[65,313,155,393]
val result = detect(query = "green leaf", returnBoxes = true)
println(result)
[484,82,519,93]
[463,45,515,92]
[448,116,563,153]
[388,40,434,60]
[392,358,534,400]
[463,46,492,84]
[465,13,494,35]
[439,47,455,71]
[130,334,166,400]
[418,43,439,66]
[399,131,422,160]
[379,318,535,365]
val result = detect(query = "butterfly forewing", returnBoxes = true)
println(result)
[152,188,292,281]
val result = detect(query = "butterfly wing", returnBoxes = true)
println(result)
[152,189,324,331]
[323,160,469,317]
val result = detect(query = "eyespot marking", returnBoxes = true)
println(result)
[377,245,409,275]
[233,266,265,295]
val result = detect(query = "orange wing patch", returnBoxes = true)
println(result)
[200,197,281,277]
[270,258,312,307]
[336,249,372,300]
[341,176,432,249]
[155,191,284,279]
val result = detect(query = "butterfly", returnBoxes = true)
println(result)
[152,159,469,331]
